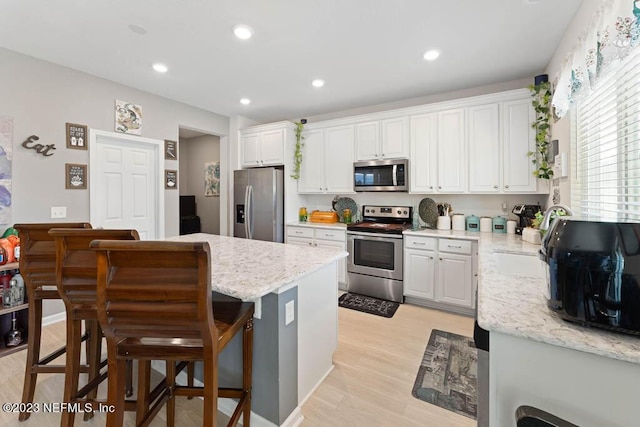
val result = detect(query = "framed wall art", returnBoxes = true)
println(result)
[115,100,143,135]
[204,161,220,197]
[164,140,177,160]
[65,163,87,189]
[165,169,177,189]
[0,115,13,224]
[66,123,88,150]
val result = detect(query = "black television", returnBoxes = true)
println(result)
[180,195,197,218]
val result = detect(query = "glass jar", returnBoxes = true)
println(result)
[343,208,352,224]
[299,207,308,222]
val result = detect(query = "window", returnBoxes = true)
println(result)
[573,46,640,221]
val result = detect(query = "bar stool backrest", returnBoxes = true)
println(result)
[91,240,217,350]
[14,223,92,296]
[49,228,139,311]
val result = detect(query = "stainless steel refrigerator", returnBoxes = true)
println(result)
[234,168,284,243]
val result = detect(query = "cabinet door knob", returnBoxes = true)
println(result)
[439,258,443,261]
[430,186,434,189]
[505,185,510,189]
[256,160,259,164]
[381,153,385,158]
[320,187,323,190]
[438,186,442,189]
[314,243,318,247]
[493,185,498,189]
[308,242,313,246]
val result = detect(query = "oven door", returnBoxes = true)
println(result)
[347,231,403,281]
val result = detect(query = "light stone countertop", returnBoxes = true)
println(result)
[168,233,348,301]
[476,233,640,365]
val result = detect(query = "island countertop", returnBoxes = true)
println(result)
[168,233,348,300]
[475,233,640,365]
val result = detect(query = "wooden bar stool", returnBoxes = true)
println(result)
[14,222,92,421]
[91,240,254,427]
[50,228,140,427]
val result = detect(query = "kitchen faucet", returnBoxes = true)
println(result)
[539,204,574,231]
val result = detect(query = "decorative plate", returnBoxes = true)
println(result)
[418,198,438,229]
[334,197,358,223]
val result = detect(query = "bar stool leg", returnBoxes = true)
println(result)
[60,317,83,427]
[202,355,218,427]
[106,344,126,427]
[243,318,254,427]
[125,359,134,397]
[19,297,43,421]
[83,320,102,421]
[166,360,177,427]
[187,361,195,400]
[136,360,151,425]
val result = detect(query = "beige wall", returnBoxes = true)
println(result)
[179,134,221,234]
[0,47,230,317]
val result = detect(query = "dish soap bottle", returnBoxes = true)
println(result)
[412,206,421,230]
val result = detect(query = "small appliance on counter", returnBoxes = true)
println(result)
[540,218,640,336]
[491,216,507,233]
[512,204,542,235]
[309,211,339,223]
[466,215,480,232]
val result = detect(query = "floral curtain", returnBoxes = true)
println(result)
[552,0,640,118]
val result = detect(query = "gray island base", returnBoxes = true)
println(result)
[166,233,348,426]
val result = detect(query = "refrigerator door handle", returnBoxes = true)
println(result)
[247,184,254,239]
[244,185,250,238]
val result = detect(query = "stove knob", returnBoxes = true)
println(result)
[365,209,370,213]
[403,210,408,215]
[371,209,376,213]
[397,210,401,215]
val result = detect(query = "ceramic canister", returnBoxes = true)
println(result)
[507,220,517,234]
[466,215,480,232]
[452,214,465,231]
[492,216,507,233]
[480,216,492,233]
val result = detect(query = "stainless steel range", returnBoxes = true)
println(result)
[346,205,412,303]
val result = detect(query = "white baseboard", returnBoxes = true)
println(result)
[42,311,66,327]
[153,361,304,427]
[298,364,334,407]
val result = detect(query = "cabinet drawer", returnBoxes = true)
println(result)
[405,236,436,250]
[438,239,472,255]
[314,229,346,242]
[287,227,314,239]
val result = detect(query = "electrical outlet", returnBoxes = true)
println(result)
[51,206,67,219]
[285,300,295,325]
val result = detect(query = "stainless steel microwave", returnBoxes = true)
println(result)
[354,159,408,192]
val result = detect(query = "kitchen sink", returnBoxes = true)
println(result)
[494,252,545,278]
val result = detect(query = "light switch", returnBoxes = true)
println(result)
[285,300,295,325]
[51,206,67,219]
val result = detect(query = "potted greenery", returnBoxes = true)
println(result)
[290,119,306,180]
[527,75,554,179]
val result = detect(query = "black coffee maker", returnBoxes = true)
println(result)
[512,204,543,235]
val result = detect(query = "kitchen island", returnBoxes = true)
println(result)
[474,233,640,427]
[168,233,348,427]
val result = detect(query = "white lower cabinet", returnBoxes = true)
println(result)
[404,235,476,313]
[286,225,347,284]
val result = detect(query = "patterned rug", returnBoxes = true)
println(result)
[338,293,399,318]
[412,329,478,419]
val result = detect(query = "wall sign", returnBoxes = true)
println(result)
[164,140,177,160]
[165,169,177,189]
[22,135,56,156]
[65,163,87,189]
[66,123,88,150]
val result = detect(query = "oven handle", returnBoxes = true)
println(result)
[347,231,404,240]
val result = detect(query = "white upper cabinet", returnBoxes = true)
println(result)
[355,117,408,161]
[410,113,438,193]
[502,99,537,192]
[468,104,500,192]
[240,123,287,168]
[298,125,354,194]
[437,109,467,193]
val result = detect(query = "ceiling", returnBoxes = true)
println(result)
[0,0,582,123]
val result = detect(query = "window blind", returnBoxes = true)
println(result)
[573,46,640,222]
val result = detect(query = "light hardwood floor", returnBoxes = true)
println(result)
[0,303,474,426]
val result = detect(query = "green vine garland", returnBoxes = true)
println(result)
[290,121,305,180]
[527,81,554,179]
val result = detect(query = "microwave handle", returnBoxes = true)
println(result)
[392,165,397,186]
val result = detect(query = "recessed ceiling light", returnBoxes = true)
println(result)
[128,24,147,35]
[152,63,168,73]
[312,79,325,88]
[233,25,254,40]
[240,98,251,105]
[423,50,440,61]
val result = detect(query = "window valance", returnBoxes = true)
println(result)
[552,0,640,118]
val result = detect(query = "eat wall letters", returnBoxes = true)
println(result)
[22,135,56,156]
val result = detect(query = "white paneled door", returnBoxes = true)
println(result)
[90,130,164,240]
